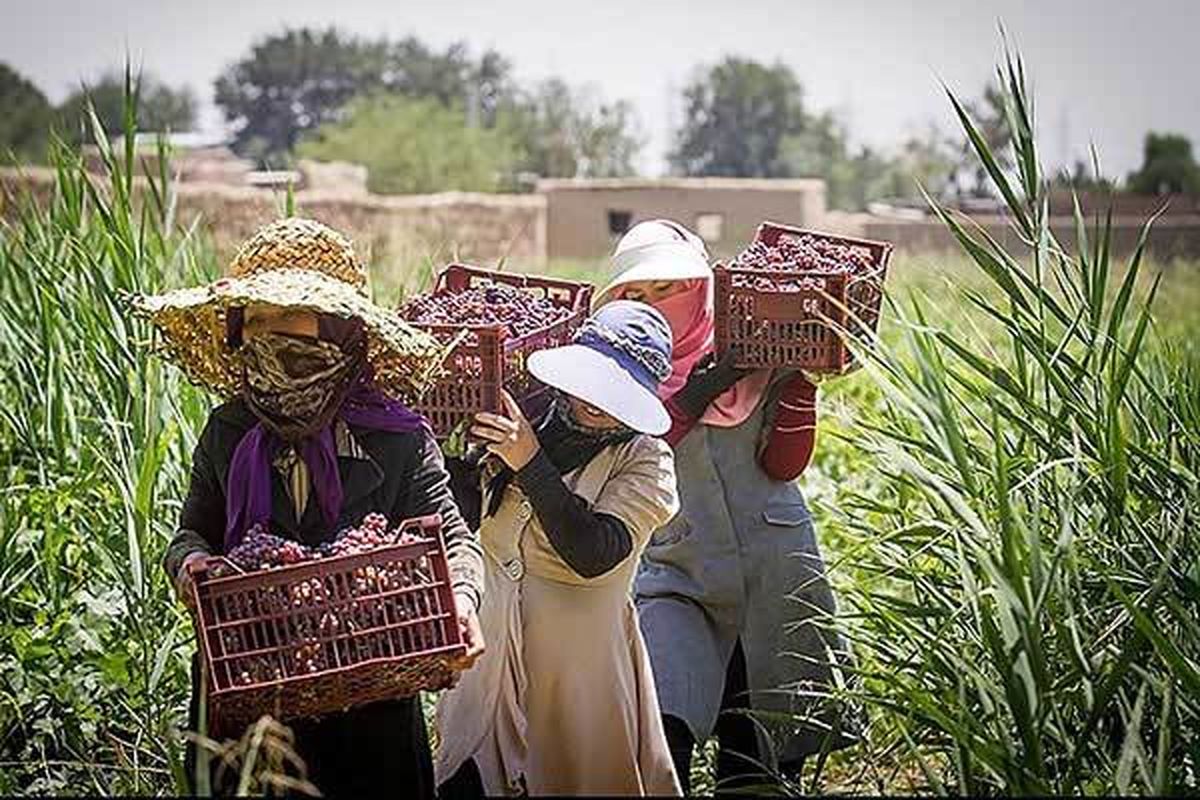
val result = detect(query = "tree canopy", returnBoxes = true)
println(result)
[1127,132,1200,195]
[214,27,513,163]
[0,63,52,161]
[297,94,516,194]
[56,70,196,145]
[501,78,642,179]
[669,57,806,178]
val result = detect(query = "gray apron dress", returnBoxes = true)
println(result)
[635,379,858,769]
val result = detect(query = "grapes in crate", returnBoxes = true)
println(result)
[398,283,570,336]
[216,526,315,572]
[733,235,875,274]
[203,514,438,687]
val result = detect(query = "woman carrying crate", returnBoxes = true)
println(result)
[434,300,682,797]
[597,220,860,793]
[131,218,486,797]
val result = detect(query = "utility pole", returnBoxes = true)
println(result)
[1057,102,1071,175]
[663,78,678,177]
[466,81,480,129]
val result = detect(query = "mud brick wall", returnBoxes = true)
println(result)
[0,168,548,285]
[861,216,1200,261]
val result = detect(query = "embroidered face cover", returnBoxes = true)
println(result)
[239,333,364,442]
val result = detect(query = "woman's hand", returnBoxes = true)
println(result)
[672,351,750,418]
[794,368,824,387]
[174,552,209,610]
[470,390,540,471]
[448,594,486,672]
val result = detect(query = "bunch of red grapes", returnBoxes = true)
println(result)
[733,234,876,274]
[399,283,570,337]
[206,515,438,686]
[218,527,315,572]
[214,515,426,576]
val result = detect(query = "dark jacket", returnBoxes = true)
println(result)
[164,398,483,607]
[167,398,482,798]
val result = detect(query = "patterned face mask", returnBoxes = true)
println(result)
[238,333,363,442]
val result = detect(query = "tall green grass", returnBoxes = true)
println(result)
[2,47,1197,798]
[799,41,1199,795]
[0,68,214,795]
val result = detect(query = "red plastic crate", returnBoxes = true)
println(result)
[189,515,463,738]
[714,222,893,374]
[403,264,593,439]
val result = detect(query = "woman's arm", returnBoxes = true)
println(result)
[590,436,680,552]
[444,448,485,532]
[163,425,225,580]
[515,450,633,579]
[397,431,487,671]
[664,352,748,447]
[401,432,485,613]
[471,391,641,580]
[758,373,818,481]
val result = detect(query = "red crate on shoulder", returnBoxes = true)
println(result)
[714,221,893,374]
[189,515,463,739]
[402,264,593,439]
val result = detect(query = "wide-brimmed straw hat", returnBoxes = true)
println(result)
[595,219,712,306]
[130,217,445,397]
[527,300,673,435]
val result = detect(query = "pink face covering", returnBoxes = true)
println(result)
[642,279,771,428]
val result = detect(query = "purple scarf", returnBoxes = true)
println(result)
[222,314,427,550]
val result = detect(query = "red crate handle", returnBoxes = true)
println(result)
[755,220,893,256]
[434,263,593,314]
[405,264,594,437]
[713,225,892,374]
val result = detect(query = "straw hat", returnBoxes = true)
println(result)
[130,217,445,397]
[595,219,712,306]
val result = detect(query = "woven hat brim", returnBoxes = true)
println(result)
[130,268,447,399]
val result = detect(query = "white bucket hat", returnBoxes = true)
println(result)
[527,300,673,435]
[595,219,712,306]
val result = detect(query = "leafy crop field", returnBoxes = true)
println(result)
[1,59,1196,796]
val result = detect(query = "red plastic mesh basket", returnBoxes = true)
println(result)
[403,264,593,439]
[189,515,463,738]
[714,222,893,374]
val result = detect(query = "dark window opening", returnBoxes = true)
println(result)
[608,210,633,236]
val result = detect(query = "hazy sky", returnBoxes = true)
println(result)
[2,0,1197,178]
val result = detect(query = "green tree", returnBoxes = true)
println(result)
[780,114,956,210]
[669,57,806,177]
[297,94,516,194]
[1051,157,1116,192]
[1127,132,1200,194]
[892,126,959,200]
[946,83,1011,198]
[56,70,196,145]
[214,27,513,162]
[778,111,855,204]
[0,63,52,161]
[501,78,642,179]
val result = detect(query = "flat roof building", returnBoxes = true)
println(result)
[536,177,827,260]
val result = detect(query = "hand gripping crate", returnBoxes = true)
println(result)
[713,221,893,374]
[404,264,594,439]
[189,515,463,738]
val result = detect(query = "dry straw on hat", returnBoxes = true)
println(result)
[130,217,446,398]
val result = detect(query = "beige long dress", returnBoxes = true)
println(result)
[434,435,682,796]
